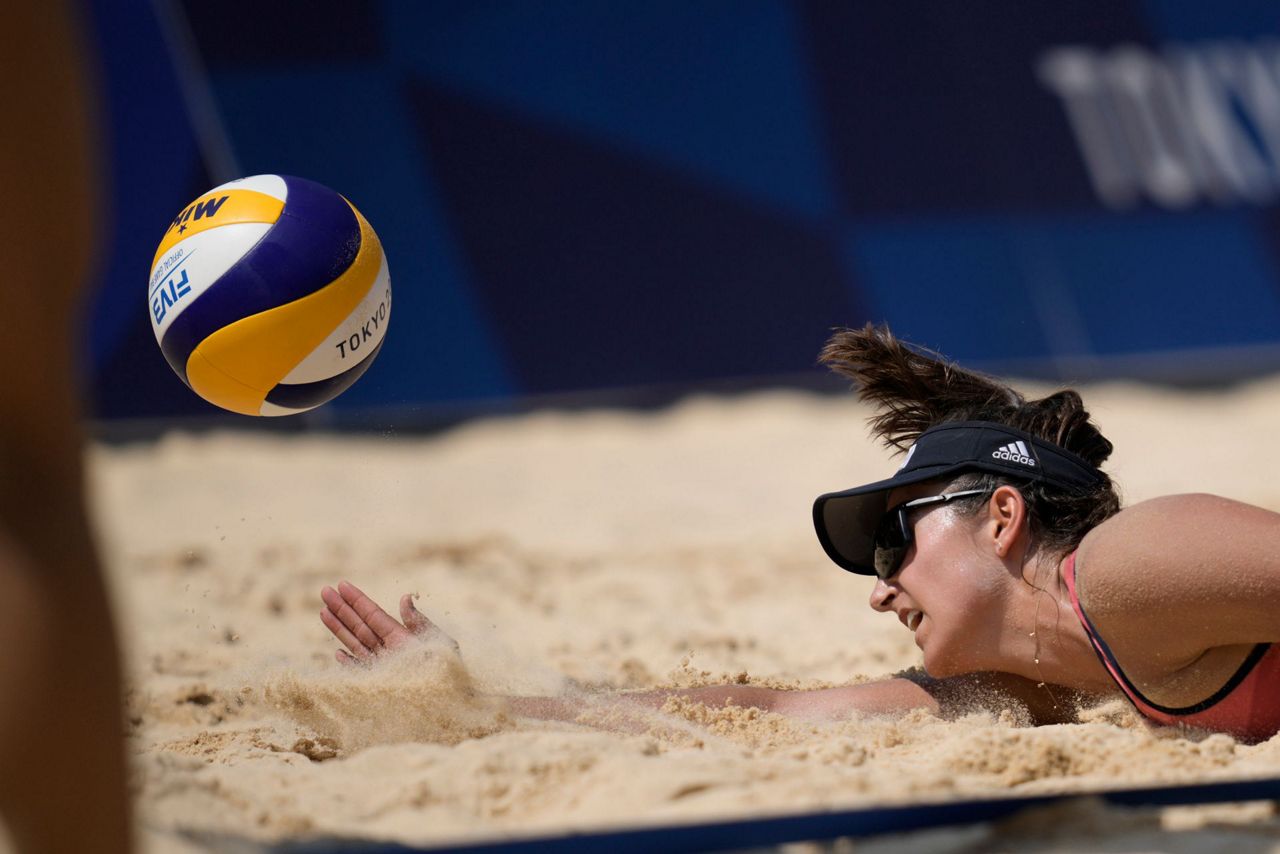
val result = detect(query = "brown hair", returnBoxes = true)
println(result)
[820,324,1121,557]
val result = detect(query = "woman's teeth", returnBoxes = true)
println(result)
[907,611,922,632]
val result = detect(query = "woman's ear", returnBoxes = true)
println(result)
[988,485,1027,558]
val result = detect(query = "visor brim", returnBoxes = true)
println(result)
[811,463,974,575]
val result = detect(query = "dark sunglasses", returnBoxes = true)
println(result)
[872,489,989,580]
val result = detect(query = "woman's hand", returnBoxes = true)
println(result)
[319,580,458,665]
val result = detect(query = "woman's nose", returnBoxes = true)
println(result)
[868,577,896,612]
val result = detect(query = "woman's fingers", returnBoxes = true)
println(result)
[319,604,372,660]
[319,582,450,661]
[321,584,382,651]
[338,580,408,645]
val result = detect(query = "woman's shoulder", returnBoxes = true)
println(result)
[1076,493,1266,589]
[1073,492,1280,646]
[1085,492,1250,534]
[1079,493,1275,567]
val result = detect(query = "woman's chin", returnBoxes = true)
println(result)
[920,639,969,678]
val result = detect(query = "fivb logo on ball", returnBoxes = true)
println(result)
[148,175,391,416]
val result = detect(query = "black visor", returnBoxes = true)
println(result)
[813,421,1104,575]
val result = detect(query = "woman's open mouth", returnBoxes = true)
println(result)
[906,610,922,632]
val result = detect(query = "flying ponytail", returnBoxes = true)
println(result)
[821,323,1121,556]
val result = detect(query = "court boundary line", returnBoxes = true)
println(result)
[255,774,1280,853]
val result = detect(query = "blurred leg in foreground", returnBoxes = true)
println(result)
[0,3,132,851]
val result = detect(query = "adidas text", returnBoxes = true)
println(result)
[992,441,1036,467]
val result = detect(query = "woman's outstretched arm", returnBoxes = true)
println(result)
[319,582,1090,728]
[510,669,1087,726]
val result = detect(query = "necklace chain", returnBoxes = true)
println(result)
[1029,559,1061,711]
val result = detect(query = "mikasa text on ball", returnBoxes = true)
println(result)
[148,174,391,416]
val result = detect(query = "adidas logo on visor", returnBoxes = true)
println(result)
[992,441,1036,467]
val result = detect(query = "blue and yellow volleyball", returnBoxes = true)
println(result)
[148,175,391,416]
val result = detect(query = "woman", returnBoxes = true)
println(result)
[320,325,1280,742]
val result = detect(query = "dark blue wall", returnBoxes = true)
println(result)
[85,1,1280,423]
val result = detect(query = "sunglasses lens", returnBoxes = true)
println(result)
[872,509,909,578]
[874,545,905,579]
[873,510,906,549]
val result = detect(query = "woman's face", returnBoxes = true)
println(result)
[868,482,1010,676]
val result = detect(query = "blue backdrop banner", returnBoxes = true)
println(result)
[85,0,1280,422]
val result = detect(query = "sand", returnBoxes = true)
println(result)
[78,383,1280,851]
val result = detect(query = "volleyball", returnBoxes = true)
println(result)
[148,174,391,416]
